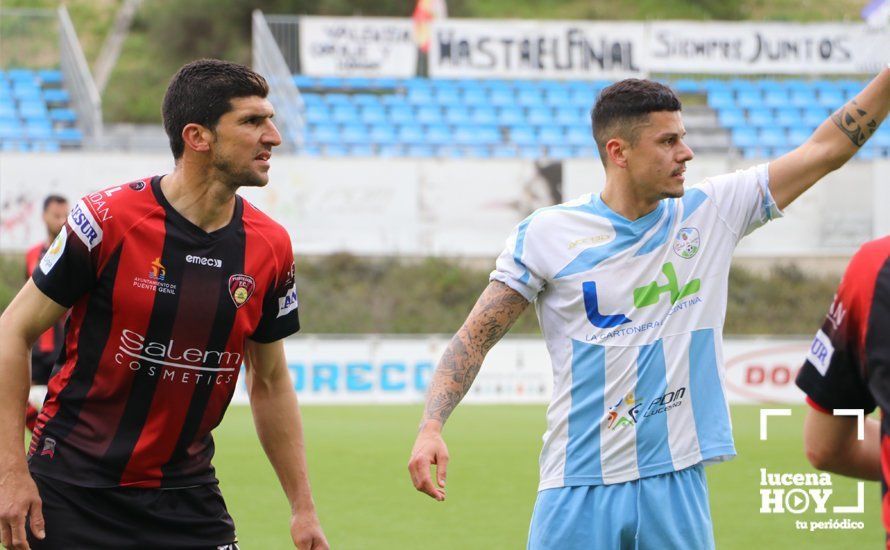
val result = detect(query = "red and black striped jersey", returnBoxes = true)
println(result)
[25,242,65,361]
[28,176,300,488]
[796,236,890,537]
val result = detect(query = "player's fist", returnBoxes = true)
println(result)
[0,468,44,550]
[290,510,328,550]
[408,422,449,501]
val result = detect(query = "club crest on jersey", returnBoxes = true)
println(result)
[672,227,701,259]
[229,274,256,308]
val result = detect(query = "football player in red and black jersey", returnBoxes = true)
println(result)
[23,195,69,432]
[796,237,890,545]
[0,59,328,550]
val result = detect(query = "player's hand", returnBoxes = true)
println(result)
[408,422,449,501]
[290,510,328,550]
[0,468,44,550]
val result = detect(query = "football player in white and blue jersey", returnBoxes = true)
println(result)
[409,68,890,549]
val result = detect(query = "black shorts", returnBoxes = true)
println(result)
[28,474,238,549]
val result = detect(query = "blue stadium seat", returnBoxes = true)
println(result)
[444,106,472,125]
[774,108,800,128]
[348,144,374,156]
[527,107,552,125]
[463,146,491,158]
[510,125,537,146]
[707,90,735,110]
[462,88,488,106]
[788,89,816,108]
[330,105,358,123]
[742,147,769,159]
[547,145,574,159]
[0,124,21,140]
[498,107,524,125]
[31,140,61,152]
[470,106,498,125]
[490,88,514,106]
[718,108,746,129]
[298,145,322,157]
[759,128,787,147]
[672,79,701,94]
[435,88,461,105]
[701,79,730,93]
[54,127,83,144]
[454,125,488,145]
[545,88,571,106]
[555,107,582,126]
[0,103,17,118]
[368,124,397,145]
[425,124,451,145]
[817,89,844,108]
[304,106,330,124]
[416,106,442,124]
[360,105,387,124]
[2,140,30,152]
[731,127,759,148]
[323,144,349,157]
[397,125,425,144]
[788,126,813,146]
[407,144,435,157]
[7,69,36,83]
[747,108,773,128]
[300,93,324,108]
[324,93,352,105]
[757,79,783,93]
[576,146,599,158]
[569,88,594,108]
[309,124,340,144]
[381,94,406,106]
[736,90,762,109]
[538,126,564,146]
[340,124,367,144]
[293,75,314,88]
[389,106,414,124]
[352,94,381,106]
[763,90,788,108]
[517,89,543,107]
[378,144,404,157]
[802,107,828,126]
[729,79,757,93]
[42,89,70,104]
[518,145,542,159]
[20,102,47,118]
[566,125,591,146]
[872,127,890,147]
[491,145,517,158]
[436,145,465,158]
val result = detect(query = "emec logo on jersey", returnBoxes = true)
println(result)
[229,274,256,308]
[583,262,701,329]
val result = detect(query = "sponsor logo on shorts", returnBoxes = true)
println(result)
[39,230,67,274]
[229,274,256,308]
[40,437,57,458]
[186,254,222,268]
[68,200,103,250]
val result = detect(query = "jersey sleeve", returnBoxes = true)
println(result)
[692,163,783,239]
[31,198,102,307]
[249,235,300,343]
[795,250,876,414]
[489,215,545,302]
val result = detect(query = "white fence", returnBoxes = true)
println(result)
[0,153,884,257]
[224,335,813,405]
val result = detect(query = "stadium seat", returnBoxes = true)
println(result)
[31,140,61,152]
[802,107,828,126]
[407,144,435,157]
[759,128,787,147]
[324,93,352,105]
[672,79,701,94]
[498,107,525,125]
[788,126,812,146]
[397,125,425,144]
[518,145,542,159]
[352,94,381,106]
[340,124,367,144]
[297,144,322,157]
[774,108,800,128]
[462,88,488,106]
[707,90,735,110]
[330,105,358,123]
[2,140,30,152]
[416,106,442,124]
[470,106,498,125]
[717,108,746,129]
[527,107,552,125]
[736,90,762,109]
[42,89,70,104]
[545,88,571,106]
[304,106,330,124]
[445,106,472,125]
[554,107,581,126]
[731,127,759,148]
[348,144,374,157]
[368,124,397,145]
[360,105,387,124]
[763,90,788,108]
[817,89,844,108]
[463,146,491,158]
[378,144,404,157]
[546,145,574,159]
[38,69,63,86]
[425,124,451,145]
[517,89,543,107]
[435,88,461,105]
[309,124,340,144]
[389,106,414,124]
[510,125,537,146]
[491,145,517,158]
[747,108,773,128]
[436,145,465,158]
[323,144,349,157]
[490,88,514,106]
[538,127,564,146]
[566,125,591,146]
[569,88,594,108]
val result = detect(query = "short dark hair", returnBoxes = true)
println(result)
[43,194,67,211]
[162,58,269,159]
[591,79,682,161]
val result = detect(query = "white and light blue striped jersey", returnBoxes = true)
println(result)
[491,164,781,490]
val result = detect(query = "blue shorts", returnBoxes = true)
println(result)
[528,464,715,550]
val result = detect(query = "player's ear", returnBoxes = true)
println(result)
[181,123,213,154]
[605,137,629,169]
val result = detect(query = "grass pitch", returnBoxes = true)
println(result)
[215,405,881,549]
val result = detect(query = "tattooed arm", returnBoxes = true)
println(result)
[407,281,530,501]
[768,66,890,210]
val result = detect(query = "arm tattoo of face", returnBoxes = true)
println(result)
[831,100,878,147]
[421,281,530,426]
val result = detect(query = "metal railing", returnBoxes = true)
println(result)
[252,10,304,152]
[57,5,102,144]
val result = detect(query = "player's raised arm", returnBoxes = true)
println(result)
[408,281,529,501]
[768,65,890,210]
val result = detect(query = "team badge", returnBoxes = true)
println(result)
[229,274,256,308]
[41,437,57,459]
[129,180,146,191]
[672,227,701,259]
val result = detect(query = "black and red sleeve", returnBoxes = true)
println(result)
[795,245,879,414]
[250,237,300,343]
[31,198,101,307]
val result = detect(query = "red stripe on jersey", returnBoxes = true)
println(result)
[119,267,223,486]
[69,216,167,463]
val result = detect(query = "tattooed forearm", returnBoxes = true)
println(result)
[420,281,529,428]
[831,100,878,148]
